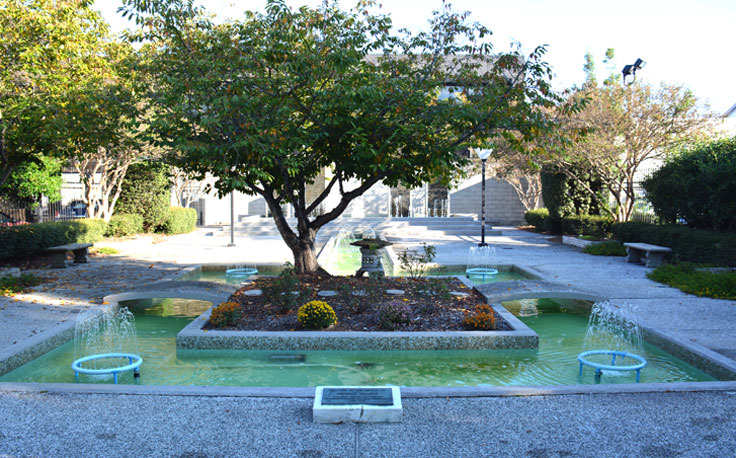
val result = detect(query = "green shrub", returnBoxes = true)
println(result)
[0,219,107,261]
[523,209,611,237]
[583,241,627,256]
[647,263,736,300]
[297,300,337,329]
[159,207,197,234]
[105,213,144,237]
[560,215,613,238]
[524,208,549,231]
[541,168,607,233]
[643,137,736,231]
[116,161,171,232]
[612,222,736,266]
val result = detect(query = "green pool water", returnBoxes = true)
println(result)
[0,298,714,387]
[181,263,527,286]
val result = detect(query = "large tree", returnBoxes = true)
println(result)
[123,0,577,273]
[0,0,108,189]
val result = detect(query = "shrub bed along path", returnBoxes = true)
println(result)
[218,275,509,332]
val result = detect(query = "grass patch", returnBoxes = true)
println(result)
[647,263,736,300]
[582,241,627,256]
[579,235,599,241]
[92,247,119,255]
[0,273,44,296]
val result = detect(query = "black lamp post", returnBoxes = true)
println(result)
[622,58,646,84]
[474,148,492,246]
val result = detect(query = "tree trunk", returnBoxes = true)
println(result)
[291,236,320,274]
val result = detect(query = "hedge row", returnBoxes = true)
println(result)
[524,208,613,238]
[160,207,197,234]
[612,222,736,266]
[105,214,144,237]
[0,208,198,261]
[0,219,107,261]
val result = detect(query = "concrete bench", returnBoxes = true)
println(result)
[46,243,93,268]
[623,242,671,268]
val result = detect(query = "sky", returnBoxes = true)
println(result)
[93,0,736,114]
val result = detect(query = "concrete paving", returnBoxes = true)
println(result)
[1,224,735,457]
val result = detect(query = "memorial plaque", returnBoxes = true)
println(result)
[321,387,394,406]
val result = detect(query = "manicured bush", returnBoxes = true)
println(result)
[647,263,736,300]
[297,300,337,329]
[378,301,412,330]
[159,207,197,234]
[524,208,549,231]
[612,222,736,266]
[0,218,107,261]
[105,213,144,237]
[541,168,607,233]
[560,214,613,238]
[524,209,612,237]
[116,161,171,232]
[583,241,627,257]
[643,137,736,232]
[461,304,497,330]
[209,301,240,328]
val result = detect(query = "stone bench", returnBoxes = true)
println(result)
[623,242,672,268]
[46,243,93,268]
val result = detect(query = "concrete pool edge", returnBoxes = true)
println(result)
[175,304,539,351]
[0,319,79,377]
[2,380,736,398]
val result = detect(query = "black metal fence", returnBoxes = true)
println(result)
[0,199,87,224]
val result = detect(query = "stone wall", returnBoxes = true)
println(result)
[450,175,527,225]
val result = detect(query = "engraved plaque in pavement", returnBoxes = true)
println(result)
[321,387,394,406]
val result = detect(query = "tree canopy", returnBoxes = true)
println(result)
[545,50,714,221]
[0,0,109,189]
[122,0,579,273]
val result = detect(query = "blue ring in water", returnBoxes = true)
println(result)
[225,267,258,278]
[577,350,647,382]
[465,267,498,278]
[72,352,142,384]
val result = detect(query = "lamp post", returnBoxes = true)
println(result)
[227,191,236,247]
[622,58,646,85]
[474,148,492,246]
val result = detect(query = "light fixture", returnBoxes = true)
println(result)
[622,58,646,84]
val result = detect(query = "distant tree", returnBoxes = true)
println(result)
[548,51,715,221]
[170,167,205,208]
[122,0,580,273]
[59,43,153,221]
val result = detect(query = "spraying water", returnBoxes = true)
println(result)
[73,305,138,370]
[583,301,643,353]
[466,245,498,278]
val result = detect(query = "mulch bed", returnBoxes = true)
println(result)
[218,275,510,332]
